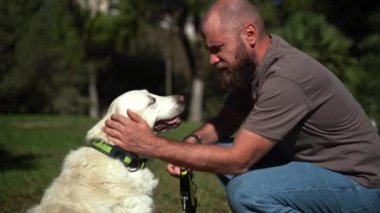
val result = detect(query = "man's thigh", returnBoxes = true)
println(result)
[226,161,380,212]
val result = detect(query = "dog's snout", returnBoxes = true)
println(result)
[176,95,185,104]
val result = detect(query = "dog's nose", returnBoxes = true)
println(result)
[177,95,185,104]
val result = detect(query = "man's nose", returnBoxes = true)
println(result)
[209,54,220,66]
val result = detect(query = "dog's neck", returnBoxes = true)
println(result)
[89,140,146,171]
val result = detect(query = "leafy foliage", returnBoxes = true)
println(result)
[0,0,86,114]
[0,0,142,114]
[348,54,380,122]
[0,0,379,122]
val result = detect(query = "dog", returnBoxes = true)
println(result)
[28,89,185,213]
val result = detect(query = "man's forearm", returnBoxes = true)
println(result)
[153,128,275,175]
[155,137,245,174]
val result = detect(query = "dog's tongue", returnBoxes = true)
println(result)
[154,116,182,132]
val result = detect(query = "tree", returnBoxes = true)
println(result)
[173,0,212,121]
[0,0,87,114]
[0,0,145,115]
[1,0,378,122]
[0,0,43,112]
[347,8,380,123]
[73,0,141,118]
[146,0,212,121]
[348,54,380,123]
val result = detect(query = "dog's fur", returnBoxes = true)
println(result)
[28,90,184,213]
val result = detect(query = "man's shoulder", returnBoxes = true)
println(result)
[268,35,306,61]
[266,35,326,77]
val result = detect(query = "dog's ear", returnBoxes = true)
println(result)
[108,102,129,117]
[115,106,127,116]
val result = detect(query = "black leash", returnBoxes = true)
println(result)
[180,169,197,213]
[180,133,201,213]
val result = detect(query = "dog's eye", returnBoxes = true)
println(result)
[148,97,156,106]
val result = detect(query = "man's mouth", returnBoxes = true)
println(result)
[215,62,229,71]
[153,116,182,132]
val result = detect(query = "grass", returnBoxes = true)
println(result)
[0,115,231,213]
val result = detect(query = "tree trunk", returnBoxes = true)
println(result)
[165,55,173,96]
[164,27,173,96]
[88,63,99,118]
[177,8,205,122]
[188,77,204,121]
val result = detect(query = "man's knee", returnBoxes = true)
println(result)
[225,173,297,213]
[226,176,247,212]
[225,175,266,212]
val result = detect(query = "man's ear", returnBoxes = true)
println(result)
[243,24,257,47]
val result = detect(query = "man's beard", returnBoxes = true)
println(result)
[217,40,255,91]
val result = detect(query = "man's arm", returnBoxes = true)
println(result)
[157,128,275,174]
[167,107,248,175]
[104,111,274,175]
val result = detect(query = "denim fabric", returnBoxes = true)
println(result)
[216,139,380,213]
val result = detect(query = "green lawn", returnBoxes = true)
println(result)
[0,115,231,213]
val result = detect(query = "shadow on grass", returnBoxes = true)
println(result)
[0,148,38,171]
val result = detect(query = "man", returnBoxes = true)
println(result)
[104,0,380,212]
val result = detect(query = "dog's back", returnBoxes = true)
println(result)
[28,147,158,213]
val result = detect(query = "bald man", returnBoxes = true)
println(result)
[104,0,380,212]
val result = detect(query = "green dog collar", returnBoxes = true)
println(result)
[90,140,146,171]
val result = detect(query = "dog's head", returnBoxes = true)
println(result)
[86,89,185,144]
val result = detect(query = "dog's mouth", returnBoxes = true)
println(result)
[153,116,182,132]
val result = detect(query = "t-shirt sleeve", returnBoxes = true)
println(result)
[242,77,311,142]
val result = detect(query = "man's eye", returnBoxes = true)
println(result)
[208,44,223,54]
[149,97,156,106]
[209,47,220,54]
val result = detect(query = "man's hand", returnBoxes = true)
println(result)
[166,163,182,177]
[166,133,200,177]
[103,110,156,155]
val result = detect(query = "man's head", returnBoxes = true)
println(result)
[201,0,268,91]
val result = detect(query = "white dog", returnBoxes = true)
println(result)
[28,90,185,213]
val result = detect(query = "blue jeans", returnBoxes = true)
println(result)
[217,139,380,213]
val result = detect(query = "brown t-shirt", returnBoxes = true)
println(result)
[225,35,380,188]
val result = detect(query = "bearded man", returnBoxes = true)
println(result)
[104,0,380,212]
